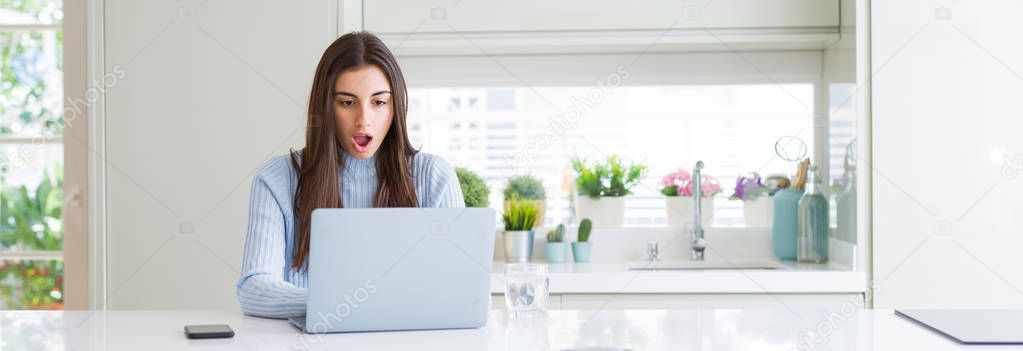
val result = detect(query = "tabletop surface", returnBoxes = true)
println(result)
[4,308,1018,350]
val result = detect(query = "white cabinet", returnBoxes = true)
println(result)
[364,0,840,55]
[365,0,838,34]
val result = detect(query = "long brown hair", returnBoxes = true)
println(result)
[290,32,419,269]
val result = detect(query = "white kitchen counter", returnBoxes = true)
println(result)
[489,261,866,294]
[5,309,1003,350]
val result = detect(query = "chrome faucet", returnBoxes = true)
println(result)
[691,161,706,261]
[646,241,660,262]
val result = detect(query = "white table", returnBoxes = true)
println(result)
[3,309,1014,350]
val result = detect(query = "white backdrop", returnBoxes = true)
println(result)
[102,0,334,309]
[872,0,1023,308]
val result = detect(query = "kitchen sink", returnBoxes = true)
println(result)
[628,260,784,271]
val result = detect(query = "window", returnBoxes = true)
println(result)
[408,83,816,227]
[0,0,64,309]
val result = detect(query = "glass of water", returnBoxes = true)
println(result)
[504,263,549,318]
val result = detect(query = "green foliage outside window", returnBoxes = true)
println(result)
[0,166,64,308]
[0,0,66,309]
[1,0,65,136]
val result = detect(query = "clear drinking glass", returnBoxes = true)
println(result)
[504,263,549,318]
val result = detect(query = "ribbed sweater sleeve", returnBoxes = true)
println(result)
[420,154,467,208]
[236,175,307,318]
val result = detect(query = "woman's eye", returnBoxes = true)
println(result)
[338,100,355,107]
[374,100,387,106]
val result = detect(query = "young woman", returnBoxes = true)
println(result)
[236,32,465,318]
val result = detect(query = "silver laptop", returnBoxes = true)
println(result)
[289,208,496,333]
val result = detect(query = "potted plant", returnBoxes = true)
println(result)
[545,224,568,263]
[729,172,774,228]
[571,155,646,227]
[661,169,721,228]
[502,197,539,262]
[571,218,593,262]
[503,175,546,228]
[455,167,490,208]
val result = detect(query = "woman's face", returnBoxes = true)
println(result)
[333,65,394,159]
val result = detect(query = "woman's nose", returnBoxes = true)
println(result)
[354,105,372,128]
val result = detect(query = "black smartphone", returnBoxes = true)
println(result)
[184,324,235,339]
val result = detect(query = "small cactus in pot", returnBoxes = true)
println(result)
[545,224,568,263]
[572,218,593,262]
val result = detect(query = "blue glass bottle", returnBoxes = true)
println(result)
[772,188,803,260]
[797,166,829,263]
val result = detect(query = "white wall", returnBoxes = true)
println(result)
[872,1,1023,308]
[101,0,336,309]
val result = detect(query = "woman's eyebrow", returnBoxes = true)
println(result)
[333,91,391,97]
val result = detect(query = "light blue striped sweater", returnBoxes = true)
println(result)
[237,150,465,318]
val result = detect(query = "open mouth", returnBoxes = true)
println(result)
[351,133,373,153]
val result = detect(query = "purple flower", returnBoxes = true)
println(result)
[731,175,747,200]
[730,172,767,201]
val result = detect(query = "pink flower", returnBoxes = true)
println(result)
[700,176,722,197]
[660,170,691,188]
[660,169,719,197]
[660,170,692,196]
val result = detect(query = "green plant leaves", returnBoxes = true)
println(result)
[502,175,545,200]
[0,163,64,308]
[0,167,63,251]
[572,155,647,198]
[455,167,490,208]
[502,197,538,231]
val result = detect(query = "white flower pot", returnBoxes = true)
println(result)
[575,196,625,228]
[665,196,714,228]
[742,196,774,228]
